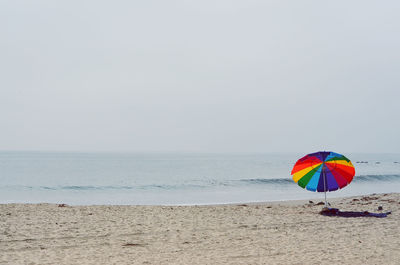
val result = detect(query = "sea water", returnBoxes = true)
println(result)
[0,151,399,205]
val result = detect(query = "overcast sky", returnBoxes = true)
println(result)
[1,1,399,153]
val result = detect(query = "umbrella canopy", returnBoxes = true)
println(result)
[291,151,355,192]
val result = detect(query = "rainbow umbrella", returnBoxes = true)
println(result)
[291,151,355,206]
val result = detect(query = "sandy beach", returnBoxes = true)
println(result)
[1,193,399,265]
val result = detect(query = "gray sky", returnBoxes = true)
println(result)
[1,1,399,153]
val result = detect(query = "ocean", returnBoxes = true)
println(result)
[1,151,399,205]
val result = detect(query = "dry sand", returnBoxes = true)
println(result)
[1,193,399,265]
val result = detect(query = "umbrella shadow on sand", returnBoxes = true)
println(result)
[319,207,391,218]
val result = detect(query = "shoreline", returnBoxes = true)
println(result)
[1,192,399,264]
[1,191,397,207]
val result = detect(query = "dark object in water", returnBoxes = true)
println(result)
[320,208,391,218]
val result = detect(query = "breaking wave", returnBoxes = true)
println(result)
[2,174,399,191]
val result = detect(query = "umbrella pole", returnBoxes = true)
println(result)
[323,165,327,207]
